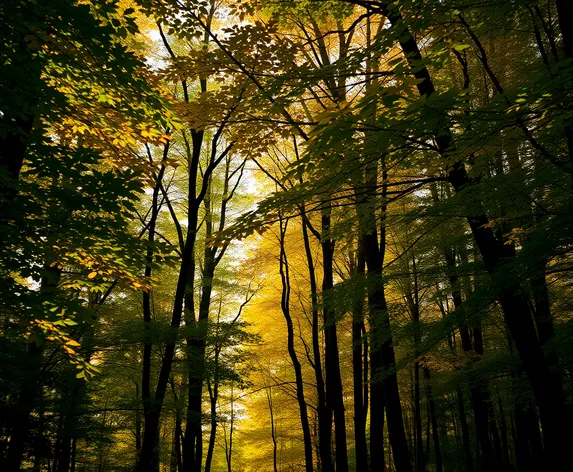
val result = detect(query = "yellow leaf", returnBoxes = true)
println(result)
[63,346,74,355]
[88,271,97,279]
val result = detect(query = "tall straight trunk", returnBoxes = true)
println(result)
[170,428,179,472]
[488,408,503,467]
[356,162,411,472]
[363,231,410,472]
[413,361,424,472]
[508,329,543,472]
[180,126,207,472]
[404,255,424,472]
[55,380,84,472]
[321,203,349,472]
[423,368,442,472]
[435,236,473,471]
[55,297,99,472]
[433,202,494,469]
[175,406,184,472]
[469,321,497,469]
[278,216,314,472]
[302,212,334,472]
[170,398,183,472]
[140,142,169,470]
[266,386,279,472]
[525,406,544,468]
[557,0,573,59]
[204,373,218,472]
[352,241,369,472]
[497,401,511,469]
[456,388,474,472]
[373,4,569,464]
[135,382,142,461]
[182,230,212,472]
[225,386,236,472]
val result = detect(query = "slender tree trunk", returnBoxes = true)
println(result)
[302,212,334,472]
[55,379,85,472]
[204,375,218,472]
[151,17,219,471]
[225,386,235,472]
[266,386,279,472]
[182,240,212,472]
[4,342,43,471]
[456,388,473,472]
[183,151,238,472]
[352,241,370,472]
[135,382,142,462]
[497,401,511,469]
[439,235,495,469]
[423,368,442,472]
[364,227,411,472]
[404,255,424,472]
[468,324,496,469]
[413,361,424,472]
[278,216,314,472]
[139,141,169,471]
[321,202,349,472]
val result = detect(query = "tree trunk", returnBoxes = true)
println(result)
[0,35,40,218]
[423,368,442,472]
[136,213,198,472]
[138,141,170,471]
[455,388,474,472]
[302,212,334,472]
[356,163,412,472]
[4,266,61,471]
[321,203,349,472]
[204,377,218,472]
[352,241,370,472]
[278,216,314,472]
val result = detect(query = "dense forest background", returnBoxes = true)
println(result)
[1,0,573,471]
